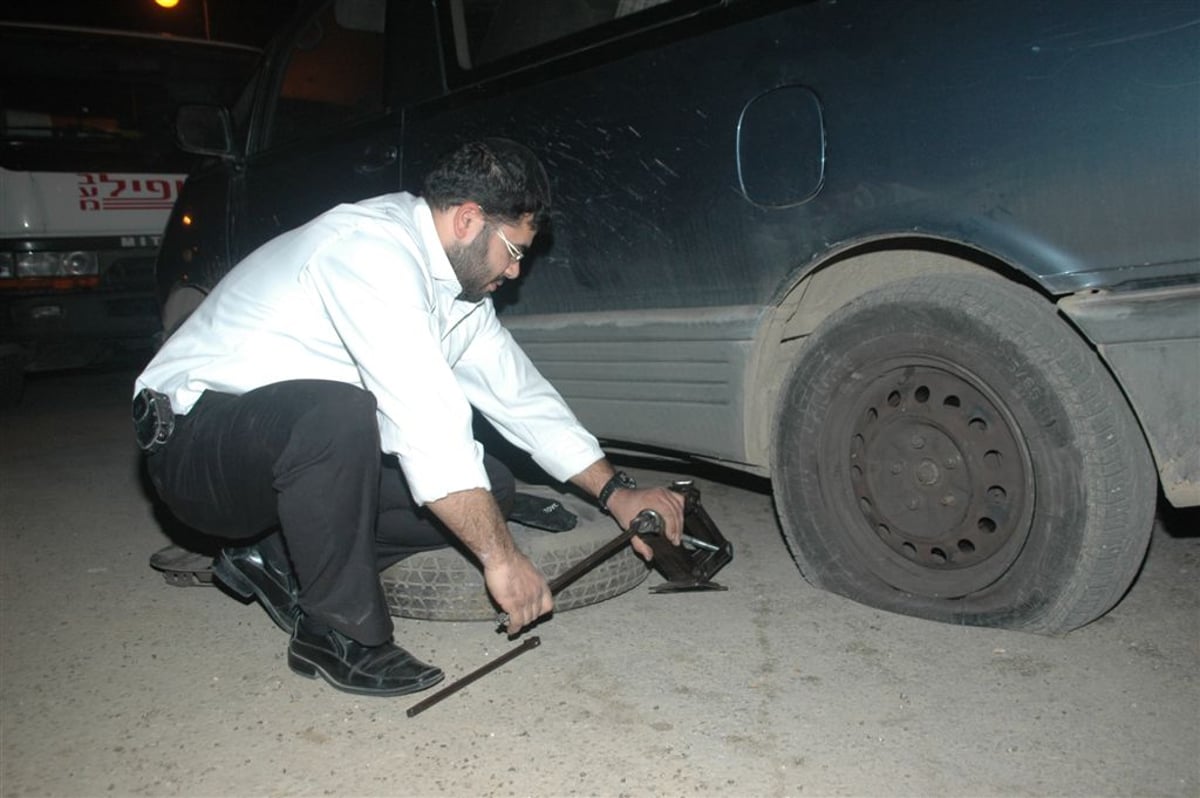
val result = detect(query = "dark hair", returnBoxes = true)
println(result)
[422,138,552,229]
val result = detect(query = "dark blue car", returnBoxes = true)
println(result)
[155,0,1200,633]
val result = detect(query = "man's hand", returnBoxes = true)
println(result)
[426,487,553,634]
[484,549,553,634]
[571,460,689,560]
[605,485,686,561]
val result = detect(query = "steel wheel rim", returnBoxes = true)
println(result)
[825,355,1036,597]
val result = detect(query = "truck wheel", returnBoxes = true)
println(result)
[0,355,24,409]
[382,486,648,621]
[772,273,1156,633]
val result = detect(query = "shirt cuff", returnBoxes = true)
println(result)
[528,426,605,484]
[399,440,492,506]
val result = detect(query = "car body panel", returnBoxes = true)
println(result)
[155,0,1200,503]
[1060,285,1200,507]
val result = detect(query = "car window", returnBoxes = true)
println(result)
[265,0,386,149]
[449,0,684,68]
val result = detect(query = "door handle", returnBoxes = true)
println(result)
[354,144,398,175]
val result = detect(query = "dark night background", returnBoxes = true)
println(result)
[1,0,301,46]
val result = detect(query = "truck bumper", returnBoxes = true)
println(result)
[0,289,160,372]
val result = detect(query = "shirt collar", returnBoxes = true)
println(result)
[412,197,460,290]
[413,195,494,308]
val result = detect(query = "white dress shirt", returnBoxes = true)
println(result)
[135,192,603,505]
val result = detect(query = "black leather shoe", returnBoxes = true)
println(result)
[212,543,301,634]
[508,492,578,532]
[287,617,444,697]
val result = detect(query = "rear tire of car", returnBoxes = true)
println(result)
[381,486,649,621]
[771,273,1156,633]
[160,283,209,342]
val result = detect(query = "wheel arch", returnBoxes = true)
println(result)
[743,237,1050,469]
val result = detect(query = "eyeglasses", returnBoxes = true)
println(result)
[494,227,526,263]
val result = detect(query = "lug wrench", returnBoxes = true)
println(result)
[408,513,669,716]
[409,503,725,715]
[406,515,654,715]
[494,510,664,630]
[407,636,541,718]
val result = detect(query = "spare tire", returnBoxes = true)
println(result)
[382,484,649,621]
[149,486,650,621]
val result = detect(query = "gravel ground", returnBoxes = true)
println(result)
[1,366,1197,798]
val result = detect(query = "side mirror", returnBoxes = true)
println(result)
[174,104,235,158]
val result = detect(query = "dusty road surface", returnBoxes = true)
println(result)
[2,367,1197,798]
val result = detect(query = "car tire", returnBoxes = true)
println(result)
[381,485,649,621]
[160,283,208,341]
[771,273,1156,633]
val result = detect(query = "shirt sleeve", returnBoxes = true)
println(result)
[301,225,491,505]
[452,304,604,483]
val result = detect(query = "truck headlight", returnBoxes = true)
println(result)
[9,251,101,277]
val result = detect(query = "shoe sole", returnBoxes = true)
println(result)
[287,651,445,697]
[212,554,298,634]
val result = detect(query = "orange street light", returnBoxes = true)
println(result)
[152,0,210,39]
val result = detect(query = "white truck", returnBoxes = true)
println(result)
[0,23,258,404]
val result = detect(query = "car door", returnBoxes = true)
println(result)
[233,0,400,261]
[398,0,794,461]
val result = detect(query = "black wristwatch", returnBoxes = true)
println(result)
[597,470,636,514]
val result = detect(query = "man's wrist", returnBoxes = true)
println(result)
[597,470,636,514]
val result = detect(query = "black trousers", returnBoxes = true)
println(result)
[144,379,514,645]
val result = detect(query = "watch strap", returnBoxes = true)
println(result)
[597,470,636,513]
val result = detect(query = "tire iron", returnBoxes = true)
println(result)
[493,508,672,630]
[406,636,541,718]
[407,512,682,716]
[408,522,636,717]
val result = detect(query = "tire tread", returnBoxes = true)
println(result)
[771,272,1155,633]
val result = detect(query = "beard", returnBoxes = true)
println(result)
[447,225,498,303]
